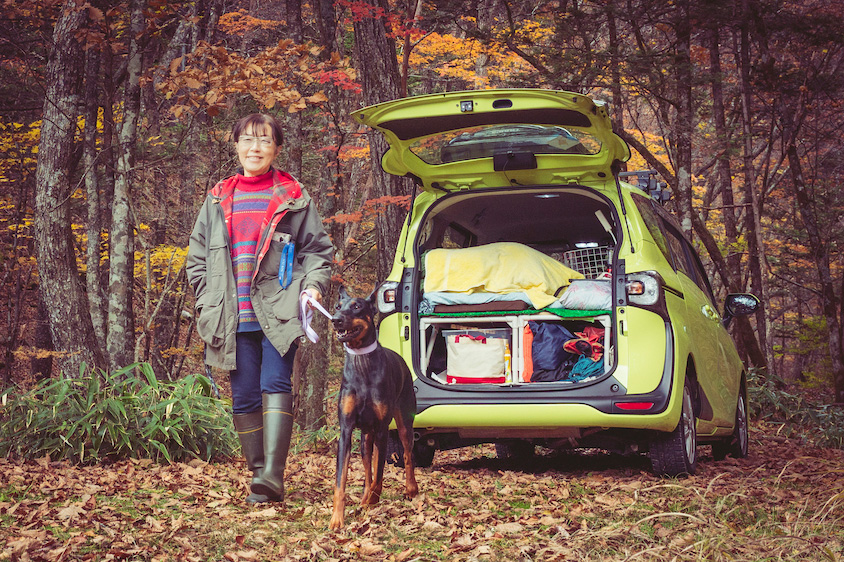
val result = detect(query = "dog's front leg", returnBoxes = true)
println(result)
[330,420,354,531]
[360,431,375,505]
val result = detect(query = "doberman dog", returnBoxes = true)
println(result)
[329,287,418,531]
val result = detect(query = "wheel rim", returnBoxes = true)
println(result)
[682,388,696,465]
[736,393,748,455]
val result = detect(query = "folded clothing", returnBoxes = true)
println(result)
[555,279,612,310]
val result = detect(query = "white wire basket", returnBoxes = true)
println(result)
[563,246,613,279]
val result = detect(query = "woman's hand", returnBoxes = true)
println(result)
[301,287,322,308]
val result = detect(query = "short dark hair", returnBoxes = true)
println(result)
[231,113,284,146]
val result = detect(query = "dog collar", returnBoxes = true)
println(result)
[343,341,378,355]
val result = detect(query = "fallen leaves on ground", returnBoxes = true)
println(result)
[1,422,842,561]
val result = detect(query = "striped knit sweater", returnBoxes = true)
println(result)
[230,172,274,332]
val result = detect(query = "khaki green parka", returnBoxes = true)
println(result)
[186,170,333,370]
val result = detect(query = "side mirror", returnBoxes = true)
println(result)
[722,293,760,328]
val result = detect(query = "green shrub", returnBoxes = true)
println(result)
[0,363,238,464]
[747,368,844,449]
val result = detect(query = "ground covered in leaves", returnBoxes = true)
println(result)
[1,422,842,562]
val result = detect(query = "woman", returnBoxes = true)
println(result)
[186,113,333,503]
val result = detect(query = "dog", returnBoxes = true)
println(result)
[328,287,418,531]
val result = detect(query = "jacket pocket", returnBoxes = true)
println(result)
[196,289,226,348]
[207,241,230,279]
[264,276,304,323]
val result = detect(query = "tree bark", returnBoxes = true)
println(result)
[782,120,844,403]
[672,0,694,237]
[352,0,411,281]
[107,0,145,371]
[84,44,108,357]
[287,0,331,431]
[738,0,772,371]
[34,1,104,375]
[707,25,742,287]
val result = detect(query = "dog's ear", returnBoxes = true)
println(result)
[366,287,378,307]
[338,285,350,304]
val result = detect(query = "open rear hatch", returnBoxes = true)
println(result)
[353,90,631,391]
[351,89,630,191]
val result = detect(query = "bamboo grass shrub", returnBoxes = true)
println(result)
[747,368,844,449]
[0,363,237,463]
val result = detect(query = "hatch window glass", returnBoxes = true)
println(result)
[409,124,602,165]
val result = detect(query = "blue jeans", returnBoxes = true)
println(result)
[231,330,297,414]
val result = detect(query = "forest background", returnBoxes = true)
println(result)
[2,0,844,433]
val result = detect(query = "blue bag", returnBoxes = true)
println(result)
[528,321,575,371]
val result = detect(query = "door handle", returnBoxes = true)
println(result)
[701,304,720,321]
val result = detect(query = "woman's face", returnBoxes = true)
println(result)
[236,123,281,177]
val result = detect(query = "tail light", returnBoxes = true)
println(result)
[625,271,668,318]
[376,281,399,314]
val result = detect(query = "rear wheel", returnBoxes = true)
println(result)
[712,386,749,461]
[387,432,436,468]
[650,380,697,476]
[495,439,535,461]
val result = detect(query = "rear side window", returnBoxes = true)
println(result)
[663,223,696,280]
[663,223,716,304]
[632,194,671,263]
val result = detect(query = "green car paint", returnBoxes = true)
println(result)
[353,89,759,476]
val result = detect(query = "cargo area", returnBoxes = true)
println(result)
[412,187,618,388]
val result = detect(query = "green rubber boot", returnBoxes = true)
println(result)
[249,393,294,502]
[232,410,271,504]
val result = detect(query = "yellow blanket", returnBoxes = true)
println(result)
[423,242,584,309]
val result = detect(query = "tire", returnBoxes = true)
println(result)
[495,439,535,461]
[712,386,749,461]
[386,432,436,468]
[650,380,697,476]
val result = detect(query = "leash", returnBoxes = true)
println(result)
[299,292,379,355]
[300,291,333,343]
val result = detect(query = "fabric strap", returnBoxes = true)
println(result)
[299,291,332,343]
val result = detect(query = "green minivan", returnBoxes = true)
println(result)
[351,89,759,476]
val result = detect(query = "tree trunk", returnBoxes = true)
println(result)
[287,0,331,431]
[84,45,108,357]
[783,128,844,403]
[352,0,411,280]
[738,1,773,372]
[707,25,742,287]
[606,2,624,134]
[107,0,145,371]
[34,1,104,375]
[673,0,694,237]
[314,0,339,55]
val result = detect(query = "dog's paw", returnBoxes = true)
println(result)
[328,511,344,531]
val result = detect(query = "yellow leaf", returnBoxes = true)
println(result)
[169,57,183,75]
[305,92,328,103]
